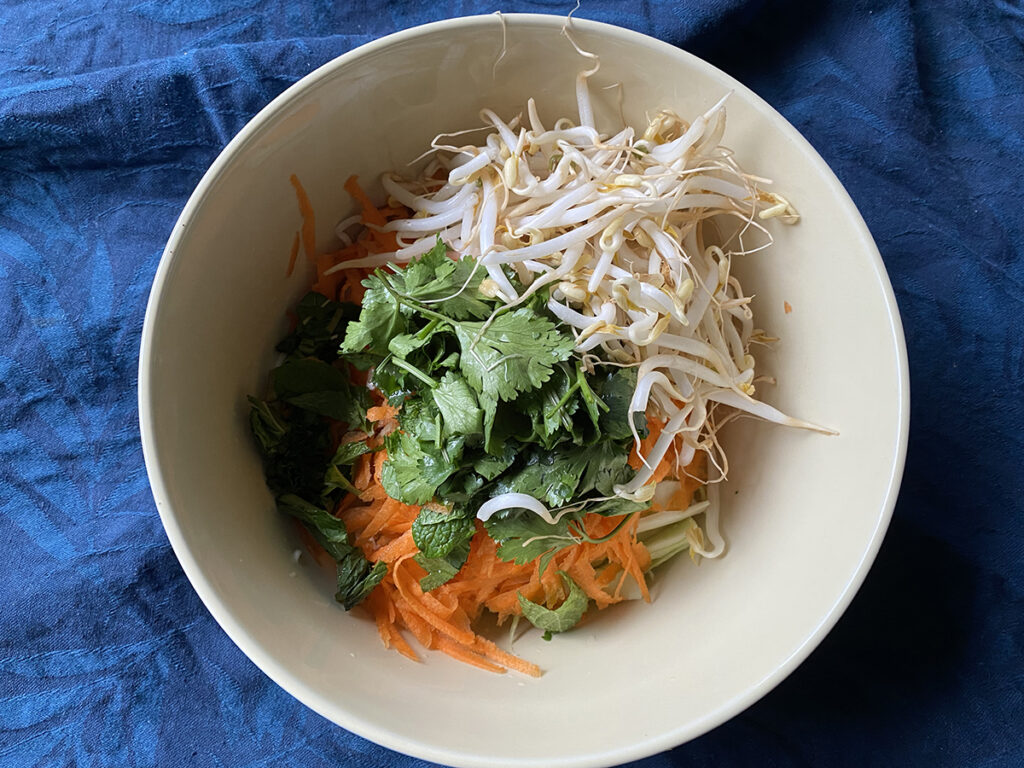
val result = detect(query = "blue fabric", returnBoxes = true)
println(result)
[1,0,1022,765]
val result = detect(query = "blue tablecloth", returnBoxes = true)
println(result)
[2,1,1022,766]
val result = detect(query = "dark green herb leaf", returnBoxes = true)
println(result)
[484,508,578,570]
[411,505,476,559]
[472,443,517,481]
[276,494,384,610]
[436,468,487,505]
[322,440,372,497]
[323,464,359,496]
[594,366,646,441]
[250,403,331,500]
[396,240,493,320]
[413,535,471,591]
[340,276,408,357]
[454,309,575,401]
[337,558,387,610]
[433,372,483,437]
[492,447,590,508]
[517,571,588,634]
[273,357,346,397]
[330,441,373,466]
[248,396,286,454]
[577,440,636,498]
[276,291,359,360]
[272,358,368,427]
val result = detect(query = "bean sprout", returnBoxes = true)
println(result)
[334,46,836,551]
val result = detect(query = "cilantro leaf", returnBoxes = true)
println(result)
[394,240,493,320]
[577,440,636,498]
[517,571,589,634]
[472,442,517,480]
[380,430,465,505]
[436,468,487,504]
[594,366,647,441]
[433,372,483,437]
[454,309,575,401]
[379,431,435,505]
[492,447,590,508]
[483,508,579,572]
[411,505,476,559]
[479,391,501,454]
[340,275,408,357]
[420,435,466,490]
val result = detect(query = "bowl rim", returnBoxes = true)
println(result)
[138,12,910,768]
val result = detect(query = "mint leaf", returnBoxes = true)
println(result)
[517,571,588,634]
[271,358,368,427]
[454,309,575,401]
[433,372,483,437]
[330,441,373,466]
[414,554,462,591]
[413,535,471,591]
[276,291,359,360]
[411,505,476,559]
[323,465,358,496]
[337,558,387,610]
[248,396,286,454]
[276,494,384,610]
[322,441,373,497]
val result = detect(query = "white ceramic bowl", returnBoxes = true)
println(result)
[139,14,908,768]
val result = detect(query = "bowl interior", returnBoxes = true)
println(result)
[140,15,907,768]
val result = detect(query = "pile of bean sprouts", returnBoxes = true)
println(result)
[328,52,833,561]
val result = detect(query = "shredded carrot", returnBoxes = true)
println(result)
[343,175,399,253]
[331,453,656,676]
[286,231,300,277]
[367,403,399,423]
[289,174,317,263]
